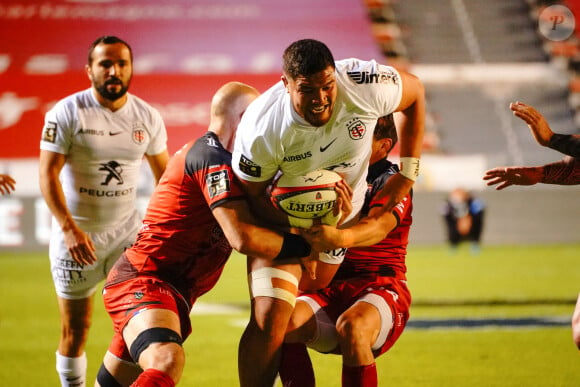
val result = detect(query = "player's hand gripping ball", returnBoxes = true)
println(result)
[270,169,342,219]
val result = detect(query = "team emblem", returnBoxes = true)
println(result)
[347,119,366,140]
[132,122,147,145]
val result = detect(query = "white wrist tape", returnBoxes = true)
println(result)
[399,157,420,181]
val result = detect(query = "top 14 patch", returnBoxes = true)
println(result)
[206,169,231,198]
[238,154,261,178]
[42,122,57,143]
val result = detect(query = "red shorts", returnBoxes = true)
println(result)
[102,276,192,362]
[298,276,411,357]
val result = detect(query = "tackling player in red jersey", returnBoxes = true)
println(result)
[95,82,315,387]
[278,114,413,387]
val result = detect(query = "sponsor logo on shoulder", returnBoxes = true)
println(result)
[239,154,261,177]
[206,169,231,198]
[42,121,57,143]
[347,69,399,85]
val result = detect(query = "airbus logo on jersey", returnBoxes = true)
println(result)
[283,151,312,162]
[347,69,399,85]
[346,118,366,140]
[79,128,105,136]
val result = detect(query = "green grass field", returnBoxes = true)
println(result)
[1,244,579,386]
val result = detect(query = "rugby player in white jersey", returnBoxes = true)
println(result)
[39,36,169,387]
[232,38,425,387]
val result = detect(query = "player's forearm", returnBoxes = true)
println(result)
[39,174,76,231]
[216,203,308,261]
[548,134,580,158]
[542,156,580,185]
[340,213,396,248]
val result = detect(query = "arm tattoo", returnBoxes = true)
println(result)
[542,156,580,185]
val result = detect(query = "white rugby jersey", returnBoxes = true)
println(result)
[40,88,168,230]
[232,58,403,218]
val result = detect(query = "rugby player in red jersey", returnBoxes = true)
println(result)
[94,82,317,387]
[278,114,413,387]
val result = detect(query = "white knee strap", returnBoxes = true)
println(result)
[299,296,339,353]
[249,267,299,307]
[355,293,394,351]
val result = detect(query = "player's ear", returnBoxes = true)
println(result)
[85,64,93,80]
[381,138,393,157]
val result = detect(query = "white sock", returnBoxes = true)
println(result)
[55,351,87,387]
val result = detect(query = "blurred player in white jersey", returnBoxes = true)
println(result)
[39,36,169,387]
[232,38,425,387]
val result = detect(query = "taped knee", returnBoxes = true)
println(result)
[129,327,182,363]
[249,267,299,307]
[96,363,122,387]
[300,296,339,353]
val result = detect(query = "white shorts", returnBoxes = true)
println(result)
[49,210,141,299]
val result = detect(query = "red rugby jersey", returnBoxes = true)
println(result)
[110,132,245,307]
[333,159,412,282]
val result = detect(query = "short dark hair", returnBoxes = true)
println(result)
[374,114,398,151]
[282,39,335,79]
[88,35,133,65]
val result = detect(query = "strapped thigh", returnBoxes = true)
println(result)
[96,363,122,387]
[249,267,299,307]
[129,327,183,363]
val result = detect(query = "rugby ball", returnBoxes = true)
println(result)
[270,169,341,219]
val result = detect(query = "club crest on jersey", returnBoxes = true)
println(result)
[42,122,57,143]
[346,118,366,140]
[132,122,147,145]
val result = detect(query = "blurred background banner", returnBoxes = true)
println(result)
[0,0,381,159]
[1,0,579,249]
